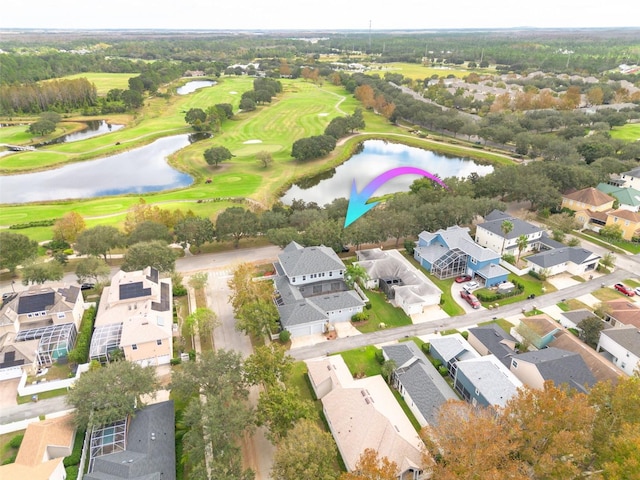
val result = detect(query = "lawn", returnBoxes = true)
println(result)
[354,290,412,333]
[611,123,640,142]
[477,318,515,334]
[591,287,632,302]
[0,74,517,245]
[366,62,495,80]
[61,73,137,95]
[17,387,69,404]
[336,345,383,378]
[0,430,25,465]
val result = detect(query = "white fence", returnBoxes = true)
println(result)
[0,366,23,381]
[499,259,531,276]
[17,363,90,398]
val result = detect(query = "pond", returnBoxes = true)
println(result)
[0,135,195,204]
[176,80,216,95]
[280,140,495,205]
[35,120,124,147]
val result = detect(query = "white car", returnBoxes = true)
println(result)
[463,281,480,292]
[635,287,640,296]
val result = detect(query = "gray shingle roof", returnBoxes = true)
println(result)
[601,326,640,356]
[526,247,598,268]
[278,241,345,278]
[514,347,597,392]
[468,324,517,367]
[311,291,364,313]
[382,343,457,426]
[277,300,327,327]
[560,309,603,327]
[478,210,543,239]
[456,356,521,407]
[417,226,500,263]
[429,335,479,364]
[85,400,175,480]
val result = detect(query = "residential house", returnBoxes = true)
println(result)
[510,347,597,393]
[273,242,365,337]
[597,183,640,212]
[306,355,424,479]
[561,187,615,213]
[524,247,600,277]
[517,313,623,384]
[355,248,442,316]
[0,285,84,370]
[428,334,480,376]
[382,342,458,427]
[467,324,518,368]
[604,209,640,240]
[600,299,640,328]
[0,332,38,379]
[453,354,523,408]
[85,400,175,480]
[0,414,75,480]
[414,225,509,287]
[611,165,640,190]
[474,209,544,256]
[90,267,173,366]
[558,309,606,331]
[597,326,640,376]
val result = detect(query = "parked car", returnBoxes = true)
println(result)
[460,290,481,309]
[635,286,640,296]
[80,282,96,291]
[614,283,635,296]
[455,275,472,283]
[463,281,480,292]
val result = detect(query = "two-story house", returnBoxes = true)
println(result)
[273,242,365,338]
[0,285,84,375]
[597,183,640,212]
[561,187,615,214]
[474,209,544,256]
[90,267,173,366]
[414,225,509,287]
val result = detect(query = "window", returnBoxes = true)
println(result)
[57,312,66,319]
[512,360,518,368]
[132,344,138,350]
[302,276,306,281]
[625,220,630,226]
[475,388,480,396]
[156,339,162,346]
[329,272,333,277]
[470,257,477,265]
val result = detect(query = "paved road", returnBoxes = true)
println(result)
[289,268,631,361]
[1,396,70,425]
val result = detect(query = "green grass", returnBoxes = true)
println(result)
[573,231,629,254]
[366,62,495,80]
[0,431,25,465]
[336,345,382,378]
[354,290,412,333]
[0,74,518,242]
[477,318,515,334]
[61,73,136,95]
[17,387,69,404]
[591,287,631,302]
[611,123,640,142]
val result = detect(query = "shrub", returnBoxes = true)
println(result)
[403,239,415,255]
[65,465,79,480]
[365,302,372,310]
[63,248,74,255]
[375,349,385,365]
[63,452,81,467]
[351,312,368,322]
[568,328,580,337]
[431,358,443,368]
[170,357,182,365]
[8,434,23,449]
[279,330,291,343]
[2,454,17,465]
[421,342,430,354]
[461,331,469,340]
[438,365,448,376]
[172,285,187,297]
[476,291,500,302]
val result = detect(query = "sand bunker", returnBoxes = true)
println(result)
[229,91,238,94]
[318,113,329,116]
[243,139,263,144]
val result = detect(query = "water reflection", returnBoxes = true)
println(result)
[34,120,124,147]
[176,80,216,95]
[281,140,494,205]
[0,135,195,204]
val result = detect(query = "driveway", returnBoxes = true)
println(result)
[0,378,19,409]
[451,281,485,313]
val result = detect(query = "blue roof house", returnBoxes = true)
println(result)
[414,226,509,287]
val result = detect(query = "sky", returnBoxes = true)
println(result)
[0,0,638,31]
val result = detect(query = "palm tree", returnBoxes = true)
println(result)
[500,220,514,255]
[516,234,528,263]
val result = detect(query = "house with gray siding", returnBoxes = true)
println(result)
[382,342,458,426]
[453,354,523,408]
[597,326,640,376]
[273,242,365,337]
[429,334,480,377]
[475,209,544,256]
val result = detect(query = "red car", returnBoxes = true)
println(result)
[460,290,481,309]
[455,275,472,283]
[614,283,635,296]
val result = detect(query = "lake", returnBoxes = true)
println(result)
[0,135,194,204]
[280,140,494,205]
[35,120,124,147]
[176,80,216,95]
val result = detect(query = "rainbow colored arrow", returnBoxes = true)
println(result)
[344,166,447,228]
